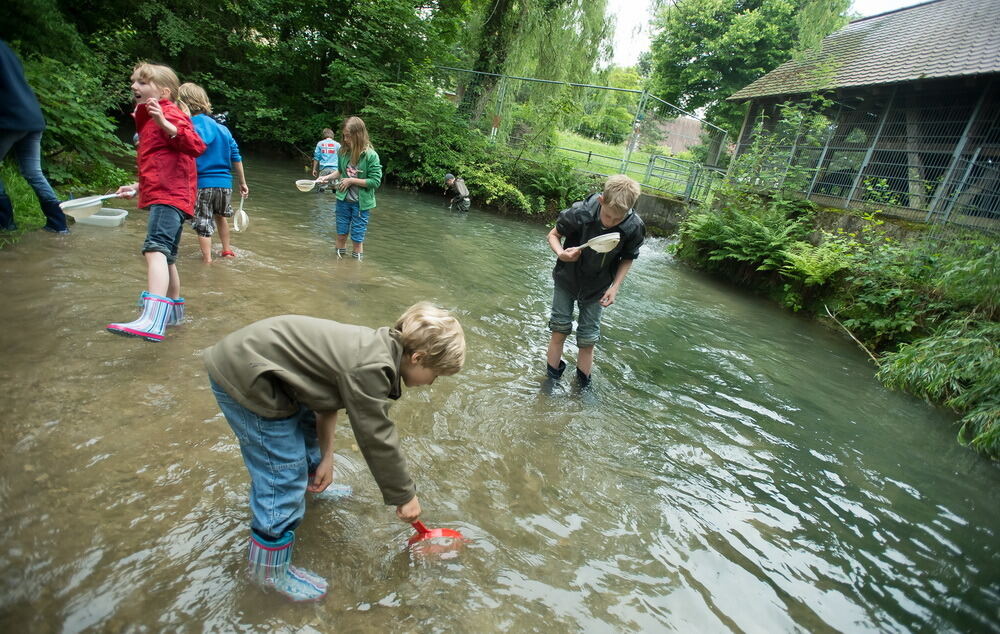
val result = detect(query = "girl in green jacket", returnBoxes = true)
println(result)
[317,116,382,260]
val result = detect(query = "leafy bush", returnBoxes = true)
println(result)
[22,55,132,193]
[878,319,1000,457]
[521,160,594,211]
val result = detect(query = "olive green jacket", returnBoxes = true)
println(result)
[203,315,414,505]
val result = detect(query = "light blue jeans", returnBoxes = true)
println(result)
[211,378,322,539]
[0,129,67,231]
[335,199,370,243]
[548,284,604,346]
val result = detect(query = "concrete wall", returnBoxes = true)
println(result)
[635,192,690,235]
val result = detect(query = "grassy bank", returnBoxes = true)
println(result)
[0,162,47,248]
[672,187,999,457]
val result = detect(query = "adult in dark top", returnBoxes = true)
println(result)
[545,174,644,387]
[0,40,68,234]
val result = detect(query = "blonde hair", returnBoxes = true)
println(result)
[341,116,372,165]
[394,302,465,375]
[131,62,180,102]
[178,82,212,115]
[602,174,641,213]
[322,128,335,138]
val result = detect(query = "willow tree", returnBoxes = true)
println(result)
[457,0,613,120]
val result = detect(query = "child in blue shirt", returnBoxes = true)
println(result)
[311,128,341,193]
[178,82,248,263]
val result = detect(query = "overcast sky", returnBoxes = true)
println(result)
[609,0,929,66]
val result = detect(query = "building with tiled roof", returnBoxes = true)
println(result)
[727,0,1000,228]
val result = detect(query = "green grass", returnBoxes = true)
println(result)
[547,130,715,199]
[0,161,47,248]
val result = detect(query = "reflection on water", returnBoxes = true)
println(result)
[0,156,997,632]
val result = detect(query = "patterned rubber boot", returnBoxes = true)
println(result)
[336,248,346,259]
[247,531,327,602]
[351,251,363,261]
[139,291,184,326]
[107,292,172,341]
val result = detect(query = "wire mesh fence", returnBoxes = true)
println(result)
[731,77,1000,234]
[434,66,729,201]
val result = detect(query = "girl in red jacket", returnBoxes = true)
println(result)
[108,62,205,342]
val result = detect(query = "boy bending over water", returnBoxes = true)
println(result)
[203,302,465,601]
[545,174,644,388]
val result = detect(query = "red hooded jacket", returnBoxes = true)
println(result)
[134,100,205,216]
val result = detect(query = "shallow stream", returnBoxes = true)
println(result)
[0,157,997,632]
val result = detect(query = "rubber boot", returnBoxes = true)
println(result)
[351,251,363,261]
[247,530,327,602]
[336,248,346,259]
[575,367,592,389]
[546,360,567,380]
[107,292,172,341]
[139,292,184,326]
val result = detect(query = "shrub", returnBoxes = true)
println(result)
[878,319,1000,457]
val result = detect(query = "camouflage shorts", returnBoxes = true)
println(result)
[190,187,233,237]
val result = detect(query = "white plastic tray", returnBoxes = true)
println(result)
[76,207,128,227]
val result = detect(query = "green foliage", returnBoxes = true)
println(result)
[647,0,849,135]
[676,189,814,286]
[521,160,594,211]
[878,319,1000,457]
[575,105,633,145]
[21,55,132,193]
[781,238,852,286]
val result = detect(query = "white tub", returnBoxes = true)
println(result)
[76,207,128,227]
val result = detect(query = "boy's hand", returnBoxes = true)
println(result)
[307,456,334,493]
[240,183,250,198]
[600,285,620,307]
[396,496,421,522]
[558,246,582,262]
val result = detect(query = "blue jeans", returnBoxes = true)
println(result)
[548,284,604,346]
[0,129,67,231]
[142,204,186,264]
[335,199,370,243]
[210,378,322,539]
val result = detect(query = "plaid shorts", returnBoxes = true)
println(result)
[190,187,233,237]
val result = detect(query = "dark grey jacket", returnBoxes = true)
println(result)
[552,193,645,302]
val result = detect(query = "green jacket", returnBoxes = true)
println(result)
[203,315,414,506]
[336,147,382,211]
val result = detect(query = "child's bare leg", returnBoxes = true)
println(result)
[145,251,170,296]
[547,331,567,369]
[216,216,232,254]
[577,345,595,377]
[167,263,180,300]
[336,234,348,250]
[198,235,213,263]
[352,241,363,255]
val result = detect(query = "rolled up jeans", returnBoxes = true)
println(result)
[548,283,604,346]
[211,378,322,539]
[0,129,67,231]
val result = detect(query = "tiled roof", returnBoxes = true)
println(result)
[728,0,1000,101]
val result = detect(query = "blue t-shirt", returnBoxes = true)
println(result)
[191,113,242,189]
[314,138,341,170]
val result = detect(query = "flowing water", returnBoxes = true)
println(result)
[1,157,997,632]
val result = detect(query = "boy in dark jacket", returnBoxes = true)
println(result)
[545,174,644,387]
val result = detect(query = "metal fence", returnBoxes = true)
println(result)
[732,77,1000,233]
[434,66,729,202]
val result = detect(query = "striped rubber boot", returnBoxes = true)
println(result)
[139,291,184,326]
[247,531,327,602]
[107,292,172,341]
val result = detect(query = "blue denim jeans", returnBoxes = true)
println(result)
[548,284,604,346]
[210,378,322,539]
[335,199,370,243]
[142,204,186,264]
[0,129,67,231]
